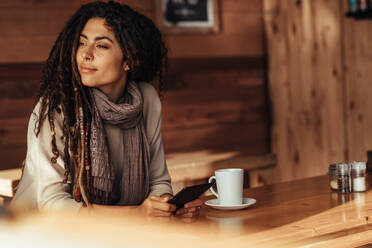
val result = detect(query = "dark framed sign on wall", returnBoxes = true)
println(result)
[154,0,220,34]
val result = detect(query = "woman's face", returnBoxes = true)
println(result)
[76,18,128,98]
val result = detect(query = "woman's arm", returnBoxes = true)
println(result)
[80,195,176,217]
[141,82,173,197]
[11,103,83,213]
[140,83,202,220]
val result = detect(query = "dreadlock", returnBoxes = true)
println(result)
[35,1,168,206]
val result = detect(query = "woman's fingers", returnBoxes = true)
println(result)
[176,207,196,215]
[175,209,193,217]
[142,196,202,219]
[179,212,194,218]
[184,198,203,208]
[175,208,187,216]
[149,196,176,212]
[173,197,203,219]
[152,209,173,217]
[138,196,176,218]
[175,207,200,218]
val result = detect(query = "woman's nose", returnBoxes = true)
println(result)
[82,46,94,61]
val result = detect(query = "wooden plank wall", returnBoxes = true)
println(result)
[0,0,269,171]
[165,0,263,58]
[0,0,153,63]
[263,0,346,183]
[0,64,42,169]
[342,0,372,161]
[163,57,269,154]
[0,0,263,63]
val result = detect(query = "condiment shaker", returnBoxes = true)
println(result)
[328,164,338,190]
[351,161,367,192]
[336,163,351,194]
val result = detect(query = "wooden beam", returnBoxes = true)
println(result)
[0,168,22,197]
[166,151,276,182]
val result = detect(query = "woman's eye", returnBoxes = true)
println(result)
[78,41,86,46]
[97,44,109,49]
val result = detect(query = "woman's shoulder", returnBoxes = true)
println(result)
[31,99,42,117]
[137,82,162,142]
[138,82,160,101]
[138,82,161,114]
[29,99,64,133]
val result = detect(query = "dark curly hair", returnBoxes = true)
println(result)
[35,1,168,206]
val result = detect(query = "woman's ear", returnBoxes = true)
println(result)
[123,62,130,72]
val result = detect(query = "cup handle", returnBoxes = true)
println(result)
[208,176,218,198]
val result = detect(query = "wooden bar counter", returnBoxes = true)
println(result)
[2,175,372,248]
[198,175,372,247]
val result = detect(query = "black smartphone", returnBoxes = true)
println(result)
[168,181,215,210]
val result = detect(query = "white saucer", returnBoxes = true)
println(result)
[204,198,256,210]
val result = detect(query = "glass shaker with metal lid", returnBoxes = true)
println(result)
[351,161,367,192]
[328,164,338,190]
[336,163,351,194]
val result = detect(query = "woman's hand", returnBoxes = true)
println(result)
[175,198,203,221]
[136,195,176,218]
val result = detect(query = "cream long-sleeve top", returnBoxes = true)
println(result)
[11,82,173,213]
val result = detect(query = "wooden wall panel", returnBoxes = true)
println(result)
[0,64,41,169]
[165,0,263,58]
[343,0,372,161]
[220,0,262,12]
[165,12,263,58]
[0,118,29,146]
[162,57,269,154]
[0,98,35,118]
[0,0,263,62]
[0,145,26,170]
[263,0,346,183]
[0,0,153,63]
[163,122,268,153]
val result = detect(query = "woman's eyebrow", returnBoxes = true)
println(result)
[79,34,113,43]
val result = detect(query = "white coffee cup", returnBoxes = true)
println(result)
[208,168,243,205]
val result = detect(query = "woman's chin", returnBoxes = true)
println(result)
[80,80,97,88]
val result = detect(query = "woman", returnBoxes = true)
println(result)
[12,1,201,219]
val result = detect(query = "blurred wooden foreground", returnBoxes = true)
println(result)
[3,175,372,248]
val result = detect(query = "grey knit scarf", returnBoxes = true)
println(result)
[89,81,150,205]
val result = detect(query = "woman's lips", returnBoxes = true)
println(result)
[80,65,97,73]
